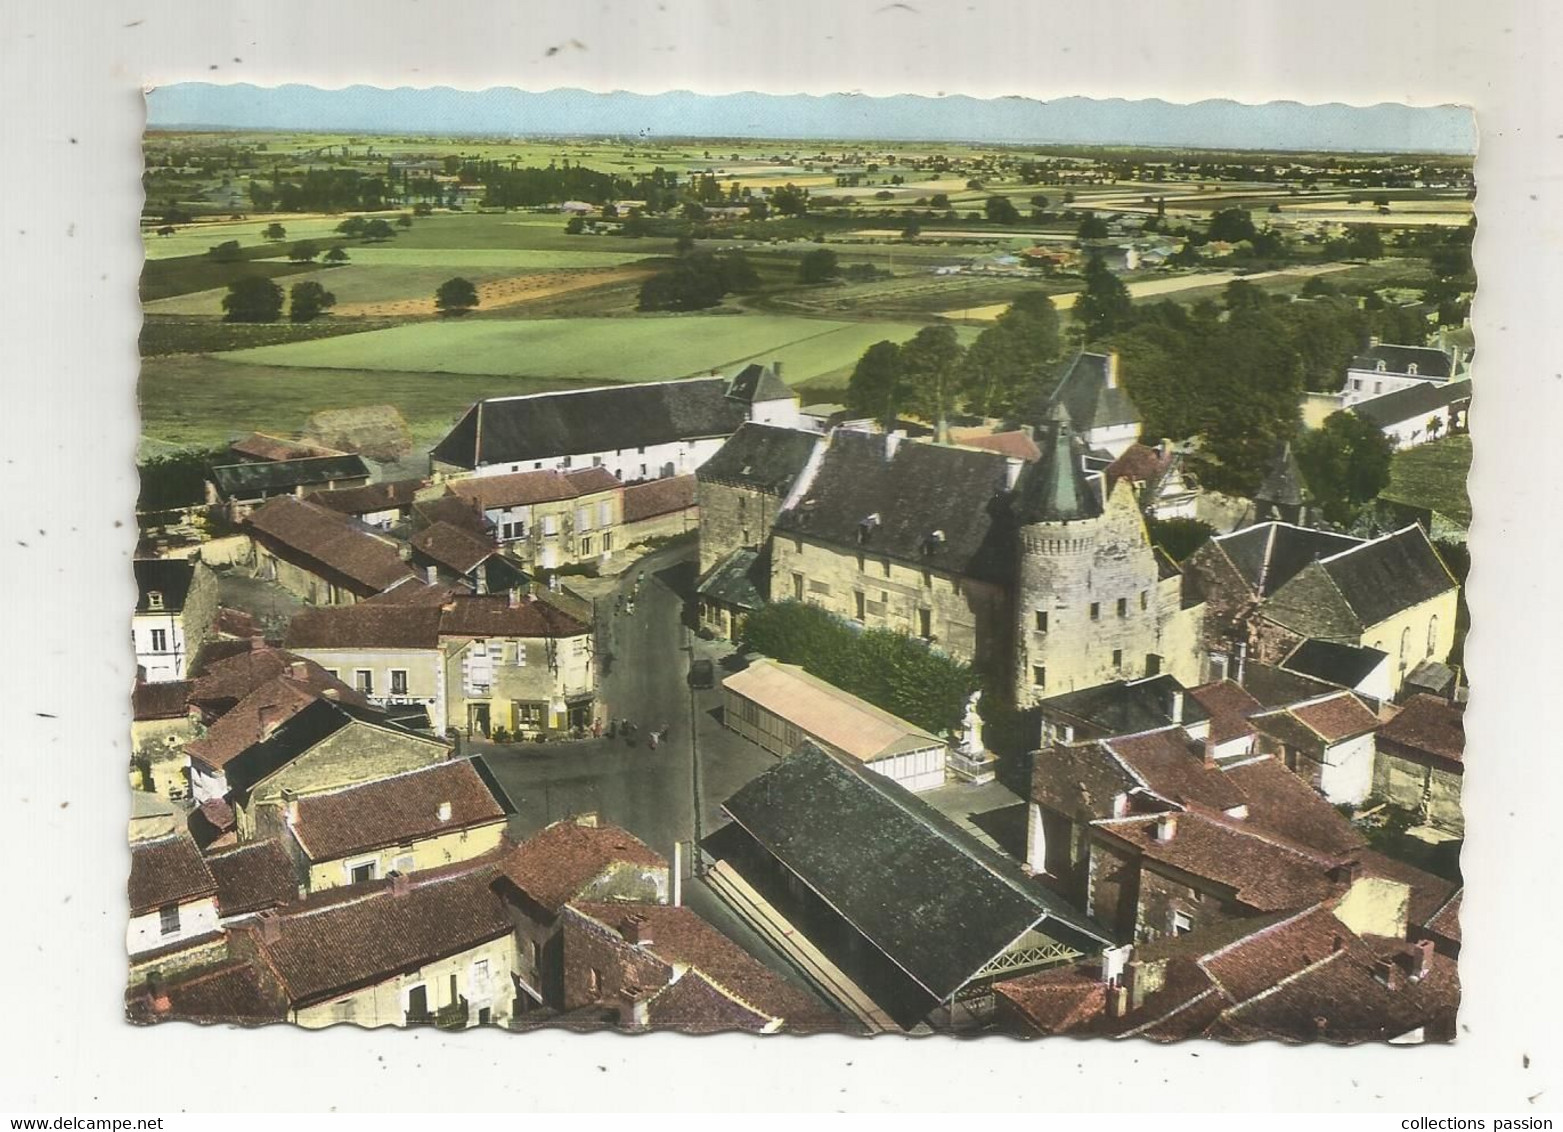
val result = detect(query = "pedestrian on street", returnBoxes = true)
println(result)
[648,732,659,750]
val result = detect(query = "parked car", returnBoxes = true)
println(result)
[687,659,715,690]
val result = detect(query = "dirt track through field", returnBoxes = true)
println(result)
[331,264,654,318]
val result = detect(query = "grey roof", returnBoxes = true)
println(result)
[1352,379,1472,428]
[431,378,748,470]
[1349,343,1454,381]
[725,363,793,405]
[1255,440,1306,508]
[696,423,820,495]
[1039,675,1209,740]
[1282,639,1390,689]
[1015,404,1102,525]
[774,430,1016,584]
[722,743,1110,1001]
[696,547,766,610]
[134,558,195,613]
[210,455,371,500]
[1214,523,1363,598]
[1314,525,1457,628]
[1046,352,1141,432]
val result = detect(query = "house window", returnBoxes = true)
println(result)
[1112,648,1123,669]
[856,552,866,572]
[517,703,543,725]
[1089,602,1101,621]
[158,903,180,936]
[1400,626,1412,667]
[561,456,573,469]
[542,515,558,537]
[919,608,932,640]
[598,501,613,527]
[1427,615,1439,657]
[1140,590,1149,611]
[922,569,932,588]
[640,465,648,478]
[882,558,892,578]
[592,456,603,467]
[602,533,612,553]
[1035,610,1048,632]
[514,642,527,667]
[588,967,603,996]
[581,535,593,556]
[1117,597,1128,618]
[390,669,408,695]
[576,506,592,531]
[854,591,866,621]
[1171,910,1193,935]
[1374,381,1383,394]
[792,573,804,601]
[1376,360,1388,373]
[355,669,373,695]
[150,628,168,653]
[1407,363,1419,376]
[323,668,339,679]
[637,446,646,455]
[1032,665,1046,689]
[793,538,803,555]
[349,860,377,885]
[147,591,165,611]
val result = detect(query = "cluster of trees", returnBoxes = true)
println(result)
[137,447,230,512]
[288,241,350,266]
[1295,411,1395,526]
[739,601,979,735]
[636,251,760,312]
[247,168,391,213]
[221,277,336,323]
[334,216,400,241]
[846,293,1062,427]
[435,278,479,316]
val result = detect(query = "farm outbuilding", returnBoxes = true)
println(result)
[720,658,947,792]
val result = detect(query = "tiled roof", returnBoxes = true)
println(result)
[622,474,697,523]
[436,594,589,639]
[696,422,821,493]
[1106,442,1174,491]
[1218,757,1368,859]
[448,467,620,510]
[1282,639,1390,690]
[1353,378,1472,428]
[1349,343,1454,380]
[775,429,1017,584]
[206,840,298,916]
[132,680,192,722]
[1187,680,1264,746]
[306,478,424,517]
[247,863,513,1007]
[1380,695,1465,767]
[134,558,195,614]
[243,496,419,595]
[725,363,792,405]
[412,493,491,535]
[126,960,288,1026]
[1425,888,1462,943]
[721,659,942,764]
[288,759,509,863]
[955,429,1042,463]
[568,902,829,1031]
[1236,662,1342,710]
[1030,741,1139,820]
[1212,522,1363,598]
[187,648,364,718]
[1256,691,1381,745]
[211,607,262,640]
[411,520,496,575]
[186,675,349,771]
[498,819,666,915]
[1354,849,1461,932]
[286,605,444,651]
[432,378,748,470]
[129,833,218,915]
[1103,728,1248,813]
[210,454,371,499]
[993,966,1108,1033]
[724,743,1109,1001]
[230,432,347,462]
[642,968,783,1033]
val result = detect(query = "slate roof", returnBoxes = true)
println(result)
[448,466,621,511]
[247,863,514,1008]
[568,902,829,1031]
[723,743,1110,1000]
[774,430,1017,584]
[695,547,766,610]
[205,840,298,917]
[306,478,423,518]
[1349,343,1454,380]
[129,833,218,915]
[725,363,793,405]
[1039,675,1209,740]
[1015,404,1103,525]
[696,422,820,494]
[1236,662,1343,710]
[411,520,496,575]
[1255,440,1306,508]
[134,558,196,614]
[132,680,192,722]
[210,454,371,499]
[1353,379,1472,428]
[1211,523,1363,598]
[622,475,697,522]
[1312,525,1457,629]
[432,378,748,470]
[1379,695,1465,767]
[497,818,666,915]
[1047,352,1141,432]
[243,496,419,596]
[288,758,509,863]
[1282,639,1389,690]
[722,659,944,764]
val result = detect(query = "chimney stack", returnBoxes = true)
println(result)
[1202,734,1219,768]
[1106,983,1129,1019]
[425,565,438,586]
[1374,958,1403,992]
[573,812,599,828]
[1105,350,1120,390]
[1329,860,1363,886]
[437,801,452,823]
[1412,938,1435,982]
[772,360,783,380]
[1154,813,1178,843]
[508,588,520,609]
[258,914,282,944]
[617,986,654,1030]
[1169,688,1184,725]
[1111,792,1131,818]
[475,568,488,596]
[622,914,653,947]
[288,660,308,680]
[391,872,412,896]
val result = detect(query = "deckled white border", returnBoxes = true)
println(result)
[1,0,1551,1113]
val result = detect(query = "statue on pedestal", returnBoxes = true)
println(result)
[959,690,985,756]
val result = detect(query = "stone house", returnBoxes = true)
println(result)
[131,680,197,799]
[133,557,219,683]
[619,475,699,548]
[207,454,371,522]
[1339,341,1459,408]
[127,833,224,976]
[280,758,511,892]
[306,478,425,531]
[1036,675,1212,748]
[1046,351,1142,459]
[696,422,824,576]
[1373,694,1464,837]
[284,605,452,733]
[408,521,529,594]
[1351,378,1472,450]
[243,495,419,605]
[446,466,623,571]
[1249,690,1384,805]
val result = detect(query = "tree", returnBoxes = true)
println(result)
[1296,411,1394,525]
[435,277,479,316]
[288,280,336,323]
[798,248,840,284]
[846,340,904,429]
[413,202,434,216]
[564,216,585,235]
[263,222,287,242]
[1073,254,1133,342]
[961,293,1061,417]
[1076,213,1110,241]
[1030,193,1051,210]
[1207,207,1257,243]
[1345,224,1384,260]
[335,217,367,237]
[984,195,1021,225]
[899,323,965,427]
[900,218,921,240]
[675,233,696,258]
[363,218,396,241]
[289,240,320,263]
[324,247,350,266]
[929,193,951,210]
[222,276,284,323]
[207,239,243,263]
[397,213,414,228]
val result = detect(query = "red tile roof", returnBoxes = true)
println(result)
[243,496,419,595]
[1288,693,1383,743]
[132,680,192,722]
[1355,849,1461,932]
[1188,680,1265,746]
[129,834,218,915]
[307,478,423,518]
[1104,728,1248,813]
[186,675,351,771]
[498,819,665,914]
[206,840,298,916]
[188,647,363,718]
[449,466,621,510]
[1425,888,1462,943]
[285,605,444,651]
[1106,442,1174,490]
[211,607,262,640]
[411,520,496,575]
[230,433,347,462]
[1219,756,1368,858]
[1379,695,1465,767]
[125,960,288,1026]
[288,760,507,863]
[956,430,1041,463]
[622,475,697,523]
[992,967,1107,1034]
[435,594,589,639]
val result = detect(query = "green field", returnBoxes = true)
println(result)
[1381,435,1472,527]
[213,314,977,384]
[143,215,369,260]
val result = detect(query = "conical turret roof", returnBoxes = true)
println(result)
[1256,439,1306,508]
[1017,407,1103,524]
